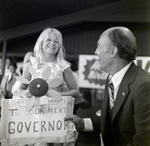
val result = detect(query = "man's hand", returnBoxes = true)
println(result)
[65,115,85,131]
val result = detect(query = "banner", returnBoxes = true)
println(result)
[79,55,108,89]
[1,96,76,146]
[134,56,150,73]
[79,55,150,89]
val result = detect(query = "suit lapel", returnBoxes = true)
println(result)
[112,62,138,121]
[112,83,129,121]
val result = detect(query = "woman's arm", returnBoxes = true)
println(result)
[62,67,80,98]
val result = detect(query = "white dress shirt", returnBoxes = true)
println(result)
[84,62,132,131]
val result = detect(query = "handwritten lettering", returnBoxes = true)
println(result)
[29,107,67,115]
[8,120,67,134]
[9,109,18,116]
[10,98,66,106]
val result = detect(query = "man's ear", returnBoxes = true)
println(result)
[110,46,118,58]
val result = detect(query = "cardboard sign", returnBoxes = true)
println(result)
[134,56,150,73]
[79,55,150,89]
[1,96,76,146]
[79,55,108,89]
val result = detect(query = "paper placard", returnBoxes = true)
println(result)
[79,55,108,89]
[134,56,150,73]
[1,96,76,146]
[79,55,150,89]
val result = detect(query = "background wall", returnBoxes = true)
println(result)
[3,22,150,62]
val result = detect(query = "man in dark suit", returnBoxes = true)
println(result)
[66,27,150,146]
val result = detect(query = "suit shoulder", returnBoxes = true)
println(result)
[136,66,150,81]
[132,67,150,90]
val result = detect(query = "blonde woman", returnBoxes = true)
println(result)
[20,28,79,146]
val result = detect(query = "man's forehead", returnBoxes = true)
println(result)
[98,34,109,43]
[99,27,125,42]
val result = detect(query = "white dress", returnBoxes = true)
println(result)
[30,57,70,90]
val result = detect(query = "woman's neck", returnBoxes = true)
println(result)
[43,55,56,62]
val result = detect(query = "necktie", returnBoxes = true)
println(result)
[108,76,114,109]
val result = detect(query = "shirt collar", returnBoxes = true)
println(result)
[111,62,132,89]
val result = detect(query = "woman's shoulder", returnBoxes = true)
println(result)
[30,56,41,69]
[58,59,71,71]
[30,56,37,66]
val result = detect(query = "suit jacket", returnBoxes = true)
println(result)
[91,62,150,146]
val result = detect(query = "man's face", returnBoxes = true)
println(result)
[95,34,113,73]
